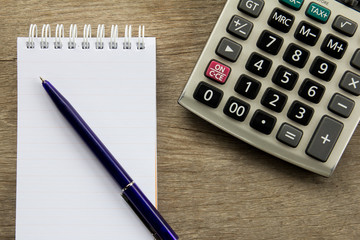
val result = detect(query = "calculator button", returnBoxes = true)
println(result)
[268,8,295,33]
[298,78,325,104]
[339,71,360,96]
[283,43,310,68]
[223,96,250,122]
[309,56,336,81]
[332,15,358,37]
[328,93,355,118]
[305,2,331,24]
[350,49,360,70]
[246,52,272,77]
[238,0,265,18]
[277,123,303,148]
[287,100,314,126]
[272,65,298,90]
[261,88,288,113]
[294,21,321,46]
[306,116,343,162]
[205,60,231,84]
[256,30,283,55]
[234,74,261,99]
[216,37,242,62]
[250,110,276,135]
[321,34,347,59]
[193,82,223,108]
[227,15,254,40]
[279,0,304,10]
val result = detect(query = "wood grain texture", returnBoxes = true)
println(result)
[1,0,360,239]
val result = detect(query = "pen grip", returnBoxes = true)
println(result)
[122,183,178,240]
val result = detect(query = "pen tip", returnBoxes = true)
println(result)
[40,77,45,83]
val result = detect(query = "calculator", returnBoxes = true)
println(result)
[178,0,360,177]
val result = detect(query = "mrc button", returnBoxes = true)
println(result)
[306,2,330,23]
[268,8,295,33]
[205,60,231,84]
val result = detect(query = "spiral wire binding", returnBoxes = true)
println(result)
[54,24,64,49]
[137,25,145,50]
[26,24,147,50]
[40,24,51,49]
[27,24,37,49]
[82,24,91,49]
[68,24,77,49]
[109,25,118,49]
[124,25,132,49]
[96,24,105,49]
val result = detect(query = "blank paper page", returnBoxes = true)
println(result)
[16,37,156,240]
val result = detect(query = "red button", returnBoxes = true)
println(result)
[205,60,231,84]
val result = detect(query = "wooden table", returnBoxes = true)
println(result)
[1,0,359,239]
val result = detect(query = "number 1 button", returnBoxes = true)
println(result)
[193,82,223,108]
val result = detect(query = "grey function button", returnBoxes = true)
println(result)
[306,116,343,162]
[277,123,303,148]
[339,71,360,96]
[227,16,254,40]
[216,38,242,62]
[350,49,360,70]
[332,15,358,37]
[328,93,355,118]
[238,0,265,18]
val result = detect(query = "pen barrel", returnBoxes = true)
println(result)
[122,183,178,240]
[42,80,133,189]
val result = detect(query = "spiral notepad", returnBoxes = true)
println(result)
[16,24,156,240]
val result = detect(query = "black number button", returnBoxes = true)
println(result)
[193,82,223,108]
[283,43,310,68]
[234,75,261,99]
[250,110,277,135]
[272,65,298,90]
[223,97,250,122]
[261,88,287,113]
[268,8,295,33]
[309,56,336,81]
[294,21,321,46]
[246,52,272,77]
[287,101,314,126]
[298,79,325,104]
[257,30,283,55]
[321,34,347,59]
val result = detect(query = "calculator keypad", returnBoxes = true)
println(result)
[179,0,360,177]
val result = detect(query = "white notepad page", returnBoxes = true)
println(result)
[16,37,156,240]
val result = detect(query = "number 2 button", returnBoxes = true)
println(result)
[261,88,287,112]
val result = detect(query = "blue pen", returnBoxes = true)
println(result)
[40,77,178,240]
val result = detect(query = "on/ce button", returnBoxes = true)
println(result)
[205,60,231,84]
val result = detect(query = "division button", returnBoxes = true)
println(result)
[339,71,360,96]
[238,0,265,18]
[227,15,254,40]
[276,123,303,147]
[216,37,242,62]
[328,93,355,118]
[332,15,357,37]
[205,60,231,84]
[306,2,331,23]
[350,49,360,70]
[306,116,343,162]
[193,82,223,108]
[268,8,295,33]
[250,110,276,135]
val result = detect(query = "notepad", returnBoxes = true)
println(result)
[16,25,156,239]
